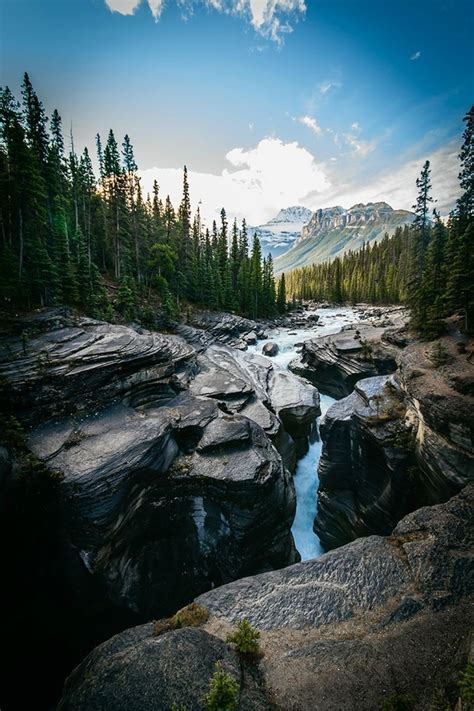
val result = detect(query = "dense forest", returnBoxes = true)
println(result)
[0,73,286,324]
[285,106,474,337]
[0,75,472,337]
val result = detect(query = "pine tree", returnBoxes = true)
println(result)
[408,160,434,328]
[277,272,287,314]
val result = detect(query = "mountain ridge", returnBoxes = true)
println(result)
[249,206,312,258]
[274,201,415,273]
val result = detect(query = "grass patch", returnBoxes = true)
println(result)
[154,603,209,637]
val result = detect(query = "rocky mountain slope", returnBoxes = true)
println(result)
[250,206,312,258]
[274,202,415,272]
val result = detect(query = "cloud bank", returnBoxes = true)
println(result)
[139,137,460,229]
[104,0,307,41]
[140,138,459,227]
[317,143,460,215]
[140,137,329,226]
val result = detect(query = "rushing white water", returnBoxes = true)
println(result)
[248,307,357,560]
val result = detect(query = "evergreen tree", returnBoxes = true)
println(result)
[277,272,287,314]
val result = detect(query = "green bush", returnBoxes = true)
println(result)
[460,662,474,703]
[226,619,261,657]
[203,661,239,711]
[429,341,450,367]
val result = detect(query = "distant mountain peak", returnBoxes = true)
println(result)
[268,206,313,225]
[250,206,313,259]
[274,201,415,273]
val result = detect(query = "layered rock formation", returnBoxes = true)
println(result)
[288,319,403,398]
[0,310,321,626]
[176,311,267,351]
[314,333,474,549]
[58,484,474,710]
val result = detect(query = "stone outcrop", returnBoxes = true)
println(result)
[314,334,474,549]
[189,345,320,469]
[59,625,269,711]
[289,323,401,398]
[176,311,267,351]
[315,375,420,549]
[58,484,474,710]
[0,314,303,626]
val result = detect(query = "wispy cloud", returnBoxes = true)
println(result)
[298,115,322,135]
[104,0,307,41]
[343,132,375,157]
[313,143,460,215]
[351,122,361,132]
[319,79,341,94]
[410,50,421,60]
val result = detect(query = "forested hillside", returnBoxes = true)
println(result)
[0,74,285,323]
[285,106,474,337]
[1,74,472,338]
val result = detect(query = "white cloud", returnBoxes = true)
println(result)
[139,137,330,225]
[319,80,341,94]
[104,0,306,41]
[298,115,322,135]
[312,143,460,215]
[147,0,164,19]
[411,51,421,60]
[351,122,361,132]
[105,0,141,14]
[343,132,376,157]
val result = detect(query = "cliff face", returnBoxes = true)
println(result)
[314,332,474,549]
[0,310,321,623]
[0,308,324,709]
[58,484,474,711]
[274,202,414,272]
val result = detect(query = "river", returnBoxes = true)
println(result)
[248,307,358,560]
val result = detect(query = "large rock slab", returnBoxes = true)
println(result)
[59,485,474,710]
[176,311,267,351]
[289,324,400,399]
[189,345,320,469]
[59,626,269,711]
[0,316,196,424]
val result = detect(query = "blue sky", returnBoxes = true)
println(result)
[1,0,473,225]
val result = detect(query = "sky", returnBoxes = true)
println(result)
[1,0,473,227]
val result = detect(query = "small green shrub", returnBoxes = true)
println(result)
[429,341,450,368]
[359,339,374,361]
[429,689,450,710]
[0,414,27,450]
[460,662,474,703]
[203,661,239,711]
[226,619,261,657]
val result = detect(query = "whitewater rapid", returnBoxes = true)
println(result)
[248,307,357,560]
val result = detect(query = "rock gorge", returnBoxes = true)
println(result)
[1,304,472,710]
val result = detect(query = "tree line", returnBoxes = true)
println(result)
[284,106,474,336]
[0,73,287,324]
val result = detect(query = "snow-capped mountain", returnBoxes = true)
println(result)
[274,202,415,273]
[250,206,313,258]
